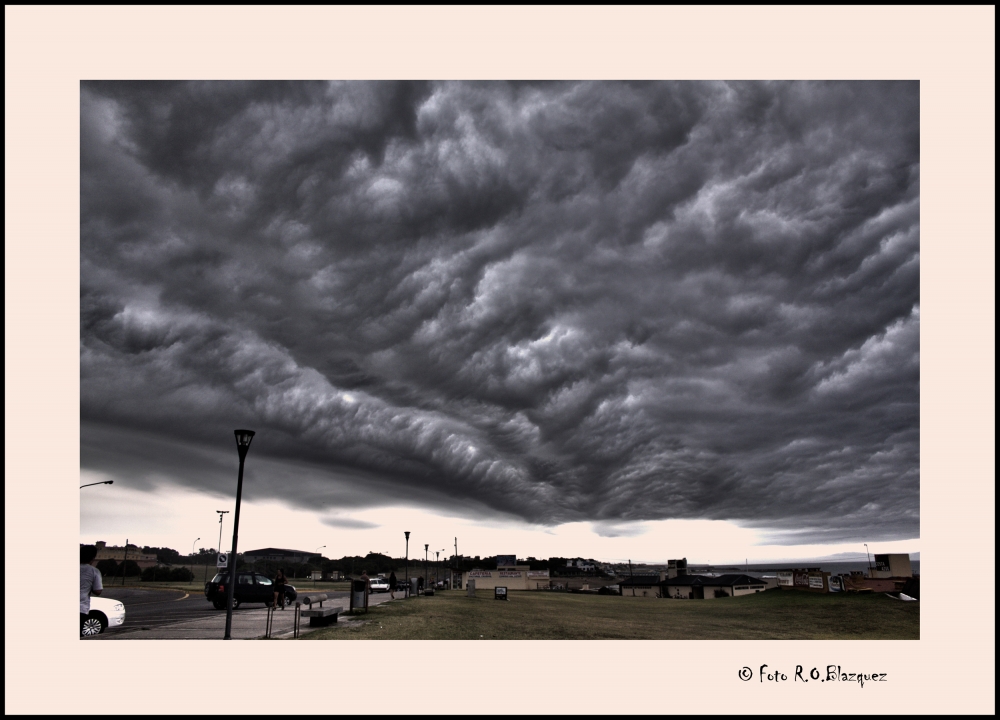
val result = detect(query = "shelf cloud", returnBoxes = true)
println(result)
[81,81,919,545]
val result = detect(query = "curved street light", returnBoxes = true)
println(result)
[312,546,326,584]
[80,480,113,489]
[224,429,255,640]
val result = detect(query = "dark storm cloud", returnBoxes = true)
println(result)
[80,81,920,543]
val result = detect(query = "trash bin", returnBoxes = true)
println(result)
[350,579,368,612]
[410,578,419,595]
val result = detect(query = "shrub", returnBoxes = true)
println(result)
[170,567,194,582]
[96,559,118,576]
[141,565,193,582]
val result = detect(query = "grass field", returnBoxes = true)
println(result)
[303,588,919,640]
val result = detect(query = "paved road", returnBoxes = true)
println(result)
[91,587,399,639]
[94,588,219,633]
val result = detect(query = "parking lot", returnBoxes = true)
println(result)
[89,586,402,639]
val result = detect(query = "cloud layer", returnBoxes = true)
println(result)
[81,81,919,543]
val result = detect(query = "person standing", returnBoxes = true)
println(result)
[273,568,287,610]
[80,545,103,637]
[388,571,397,599]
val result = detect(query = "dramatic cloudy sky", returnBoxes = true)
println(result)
[80,81,919,562]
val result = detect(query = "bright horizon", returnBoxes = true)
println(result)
[80,471,918,567]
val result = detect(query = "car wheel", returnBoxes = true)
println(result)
[285,592,296,605]
[82,612,107,637]
[231,598,241,610]
[212,600,226,610]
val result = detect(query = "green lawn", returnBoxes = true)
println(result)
[302,589,919,640]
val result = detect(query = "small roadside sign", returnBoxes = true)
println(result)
[495,586,508,600]
[216,552,229,568]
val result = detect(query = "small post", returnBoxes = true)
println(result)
[121,539,129,586]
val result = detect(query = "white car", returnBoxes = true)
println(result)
[82,596,126,637]
[369,578,390,593]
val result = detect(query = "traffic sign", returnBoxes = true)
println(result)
[216,552,229,568]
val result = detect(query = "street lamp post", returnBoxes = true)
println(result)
[192,538,200,576]
[224,429,255,640]
[864,543,874,577]
[210,510,229,583]
[314,546,326,584]
[80,481,113,488]
[404,531,410,597]
[424,544,429,594]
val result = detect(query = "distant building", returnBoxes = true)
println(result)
[661,574,768,599]
[620,573,667,597]
[618,573,768,598]
[241,548,323,564]
[92,541,158,569]
[870,553,913,579]
[463,566,551,591]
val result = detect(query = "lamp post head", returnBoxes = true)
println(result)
[424,544,429,551]
[404,531,410,540]
[234,429,255,460]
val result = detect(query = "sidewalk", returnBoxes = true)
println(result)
[104,591,404,640]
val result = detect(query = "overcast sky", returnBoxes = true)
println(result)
[80,81,919,562]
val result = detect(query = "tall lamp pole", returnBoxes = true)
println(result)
[314,546,326,584]
[224,429,255,640]
[404,531,410,597]
[424,544,429,594]
[210,510,229,583]
[80,480,113,488]
[192,538,200,576]
[864,543,873,577]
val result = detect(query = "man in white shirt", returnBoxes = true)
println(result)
[80,545,103,636]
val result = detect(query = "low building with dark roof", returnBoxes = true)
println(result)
[660,573,768,599]
[619,573,667,597]
[617,572,768,598]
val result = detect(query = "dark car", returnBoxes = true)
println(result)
[205,572,297,610]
